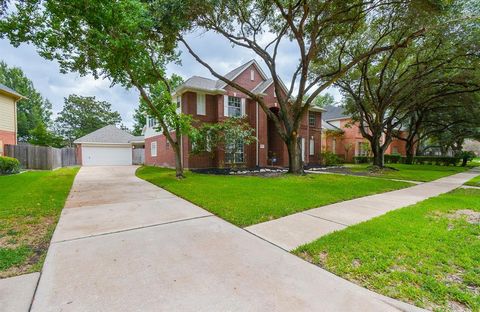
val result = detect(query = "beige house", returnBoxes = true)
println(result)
[0,83,23,156]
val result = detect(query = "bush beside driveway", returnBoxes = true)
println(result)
[0,167,78,278]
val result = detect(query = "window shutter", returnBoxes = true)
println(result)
[241,98,246,117]
[224,95,229,117]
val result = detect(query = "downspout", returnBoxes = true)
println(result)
[14,99,18,144]
[256,101,259,167]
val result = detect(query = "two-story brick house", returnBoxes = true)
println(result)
[144,60,323,169]
[322,105,408,162]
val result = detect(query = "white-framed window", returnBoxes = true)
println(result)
[332,138,337,153]
[225,140,244,163]
[310,139,314,155]
[148,116,157,128]
[392,147,399,154]
[196,93,206,115]
[176,96,182,114]
[250,69,255,81]
[357,142,369,156]
[151,141,157,157]
[309,113,316,127]
[228,96,242,117]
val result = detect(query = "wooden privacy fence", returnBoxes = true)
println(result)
[4,144,78,170]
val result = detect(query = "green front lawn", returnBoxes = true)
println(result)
[295,189,480,311]
[0,168,78,278]
[465,175,480,187]
[137,166,411,227]
[345,163,470,182]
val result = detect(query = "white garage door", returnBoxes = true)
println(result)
[82,145,132,166]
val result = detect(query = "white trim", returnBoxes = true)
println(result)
[223,95,229,117]
[75,142,133,146]
[256,102,259,166]
[216,60,268,89]
[151,141,157,157]
[196,92,206,115]
[250,69,255,81]
[240,98,246,117]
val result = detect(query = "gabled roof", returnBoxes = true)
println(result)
[321,119,342,131]
[74,125,136,144]
[0,83,24,100]
[322,105,350,121]
[215,59,268,89]
[251,78,273,94]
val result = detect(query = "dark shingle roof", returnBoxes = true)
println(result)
[74,125,136,144]
[0,83,23,99]
[322,105,349,121]
[251,78,273,94]
[181,76,219,91]
[321,119,342,131]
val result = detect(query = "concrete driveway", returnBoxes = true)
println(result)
[31,166,423,311]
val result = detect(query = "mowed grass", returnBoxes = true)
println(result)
[346,163,470,182]
[465,175,480,187]
[136,166,411,227]
[295,189,480,311]
[0,168,78,278]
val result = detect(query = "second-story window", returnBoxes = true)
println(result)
[228,96,242,117]
[309,113,316,127]
[197,93,206,115]
[148,117,157,128]
[250,69,255,81]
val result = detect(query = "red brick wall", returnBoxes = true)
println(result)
[145,135,177,168]
[0,130,16,156]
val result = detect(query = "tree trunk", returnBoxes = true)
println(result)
[405,140,415,165]
[371,140,385,168]
[172,143,184,179]
[286,135,303,174]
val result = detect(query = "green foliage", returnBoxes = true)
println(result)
[55,94,122,144]
[313,93,335,108]
[28,123,65,148]
[384,154,402,164]
[320,151,343,166]
[354,156,371,164]
[136,166,411,227]
[132,101,148,136]
[0,61,52,142]
[0,156,20,175]
[190,117,256,163]
[413,156,460,166]
[295,189,480,310]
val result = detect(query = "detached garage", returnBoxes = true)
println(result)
[74,125,144,166]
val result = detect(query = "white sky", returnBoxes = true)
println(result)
[0,30,341,128]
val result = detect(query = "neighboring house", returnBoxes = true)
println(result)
[74,125,144,166]
[322,105,407,162]
[0,83,23,156]
[144,60,323,169]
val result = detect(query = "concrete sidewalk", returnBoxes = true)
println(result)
[246,168,480,251]
[30,166,423,311]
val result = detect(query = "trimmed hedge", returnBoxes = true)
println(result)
[0,156,20,175]
[320,151,344,166]
[354,156,371,164]
[354,155,461,166]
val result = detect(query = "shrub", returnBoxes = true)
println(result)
[320,152,343,166]
[385,154,402,164]
[0,156,20,175]
[354,156,371,164]
[413,156,460,166]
